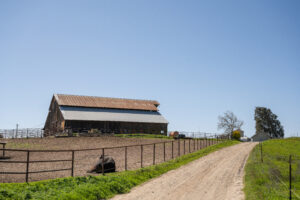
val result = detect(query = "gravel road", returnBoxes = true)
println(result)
[112,142,257,200]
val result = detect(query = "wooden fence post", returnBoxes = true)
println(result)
[189,139,191,153]
[2,143,6,157]
[163,142,166,162]
[125,146,127,171]
[194,139,195,151]
[200,139,202,149]
[184,140,186,154]
[71,150,75,177]
[102,148,105,175]
[141,145,143,168]
[260,143,263,163]
[172,141,174,159]
[289,155,292,200]
[178,140,180,156]
[25,151,30,182]
[153,144,156,165]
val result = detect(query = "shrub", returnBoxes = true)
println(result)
[232,130,241,140]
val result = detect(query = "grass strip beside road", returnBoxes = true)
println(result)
[244,138,300,200]
[0,140,239,200]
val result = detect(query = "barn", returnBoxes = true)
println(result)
[43,94,168,137]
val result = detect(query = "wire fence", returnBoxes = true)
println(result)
[167,131,226,138]
[0,129,224,139]
[258,142,300,199]
[0,136,226,183]
[0,129,43,139]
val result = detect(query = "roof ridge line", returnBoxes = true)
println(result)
[55,93,159,103]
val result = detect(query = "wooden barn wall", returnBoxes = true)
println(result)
[64,120,168,135]
[44,98,64,137]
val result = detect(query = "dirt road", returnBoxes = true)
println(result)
[112,142,257,200]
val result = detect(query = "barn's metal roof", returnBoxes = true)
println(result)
[55,94,159,111]
[60,106,168,124]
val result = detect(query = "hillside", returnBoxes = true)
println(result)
[244,138,300,199]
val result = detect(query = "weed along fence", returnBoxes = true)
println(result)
[0,136,225,183]
[258,142,300,199]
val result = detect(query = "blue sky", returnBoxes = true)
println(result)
[0,1,299,137]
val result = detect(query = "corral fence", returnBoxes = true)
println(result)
[0,128,43,139]
[259,142,300,199]
[168,131,230,139]
[0,129,229,140]
[0,135,227,183]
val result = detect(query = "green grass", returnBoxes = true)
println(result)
[0,140,238,200]
[244,138,300,200]
[114,133,172,139]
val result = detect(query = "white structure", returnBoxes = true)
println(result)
[252,131,271,142]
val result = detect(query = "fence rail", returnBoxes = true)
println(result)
[0,136,226,183]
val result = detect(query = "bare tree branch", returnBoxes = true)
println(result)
[217,111,244,135]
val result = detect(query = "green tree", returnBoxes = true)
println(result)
[255,107,284,138]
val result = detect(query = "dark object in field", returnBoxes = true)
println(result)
[174,134,186,139]
[88,155,116,173]
[0,141,9,159]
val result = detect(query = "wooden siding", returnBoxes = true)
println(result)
[44,97,65,137]
[65,121,167,135]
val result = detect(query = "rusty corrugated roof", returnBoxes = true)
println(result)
[54,94,160,111]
